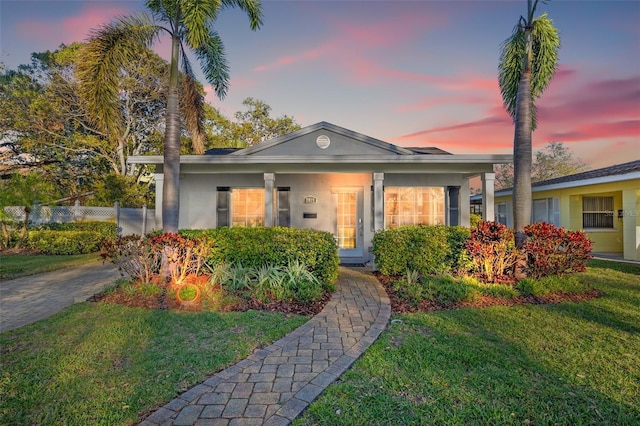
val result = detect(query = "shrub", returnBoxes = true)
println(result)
[464,221,519,283]
[517,274,589,297]
[101,235,161,284]
[27,230,104,254]
[420,275,479,306]
[37,221,117,240]
[523,222,592,278]
[148,233,210,286]
[184,227,339,287]
[212,260,326,304]
[445,226,472,274]
[373,225,451,276]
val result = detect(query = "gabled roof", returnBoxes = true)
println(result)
[204,148,241,155]
[492,159,640,196]
[230,121,417,156]
[406,147,452,155]
[531,159,640,187]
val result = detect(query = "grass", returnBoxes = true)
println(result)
[294,260,640,425]
[0,304,307,425]
[0,253,100,280]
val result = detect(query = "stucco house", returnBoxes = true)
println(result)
[129,122,510,264]
[472,160,640,262]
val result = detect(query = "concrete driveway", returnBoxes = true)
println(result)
[0,261,119,333]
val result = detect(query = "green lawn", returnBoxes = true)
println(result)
[0,305,307,425]
[1,260,638,425]
[295,260,640,425]
[0,253,101,280]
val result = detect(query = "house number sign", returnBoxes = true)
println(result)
[303,196,318,204]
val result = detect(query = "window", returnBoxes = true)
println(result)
[583,196,614,228]
[532,197,560,226]
[496,202,509,225]
[231,188,264,227]
[384,187,444,228]
[277,187,290,227]
[336,192,357,249]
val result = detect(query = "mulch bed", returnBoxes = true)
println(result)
[375,273,603,314]
[89,288,333,316]
[90,272,602,317]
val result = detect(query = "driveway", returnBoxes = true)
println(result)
[0,261,119,333]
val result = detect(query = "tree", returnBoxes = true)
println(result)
[0,44,171,197]
[498,0,560,247]
[78,0,263,233]
[0,172,58,249]
[495,142,589,190]
[232,98,301,146]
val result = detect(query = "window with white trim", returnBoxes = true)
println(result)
[384,187,444,228]
[582,196,614,228]
[532,197,560,226]
[496,202,509,225]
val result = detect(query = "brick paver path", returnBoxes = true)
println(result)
[139,267,391,426]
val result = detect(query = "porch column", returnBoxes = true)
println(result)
[622,188,640,261]
[460,180,471,227]
[264,173,275,227]
[373,173,384,231]
[482,172,495,222]
[154,173,163,230]
[447,186,460,226]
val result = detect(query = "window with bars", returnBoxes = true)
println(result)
[384,187,444,228]
[582,196,614,228]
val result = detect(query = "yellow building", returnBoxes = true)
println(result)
[473,160,640,262]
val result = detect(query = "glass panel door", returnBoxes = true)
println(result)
[336,192,357,249]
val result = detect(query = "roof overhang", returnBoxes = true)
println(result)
[128,154,512,175]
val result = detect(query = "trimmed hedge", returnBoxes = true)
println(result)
[181,227,339,286]
[373,225,464,276]
[36,221,117,239]
[27,230,105,254]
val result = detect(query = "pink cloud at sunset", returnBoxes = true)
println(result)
[253,12,445,80]
[394,65,639,158]
[16,4,132,46]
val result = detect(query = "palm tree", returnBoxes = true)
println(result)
[78,0,263,233]
[498,0,560,247]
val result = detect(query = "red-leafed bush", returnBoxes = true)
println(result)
[523,222,592,278]
[101,235,161,284]
[464,221,519,283]
[148,233,211,287]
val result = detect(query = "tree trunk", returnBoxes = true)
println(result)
[162,30,182,233]
[513,37,533,249]
[15,206,31,249]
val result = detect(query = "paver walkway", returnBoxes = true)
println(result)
[139,267,391,426]
[0,261,118,333]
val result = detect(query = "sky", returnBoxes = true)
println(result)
[1,0,639,171]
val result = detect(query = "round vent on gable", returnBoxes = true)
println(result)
[316,135,330,149]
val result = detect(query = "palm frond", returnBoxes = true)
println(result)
[145,0,176,25]
[77,14,161,134]
[531,14,560,100]
[182,0,221,49]
[498,13,559,130]
[194,31,230,100]
[498,23,526,120]
[179,51,206,154]
[222,0,264,30]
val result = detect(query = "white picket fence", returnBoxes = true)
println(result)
[3,201,157,236]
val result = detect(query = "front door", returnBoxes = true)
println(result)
[333,187,364,261]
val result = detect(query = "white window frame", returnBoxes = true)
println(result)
[384,187,445,228]
[582,196,615,230]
